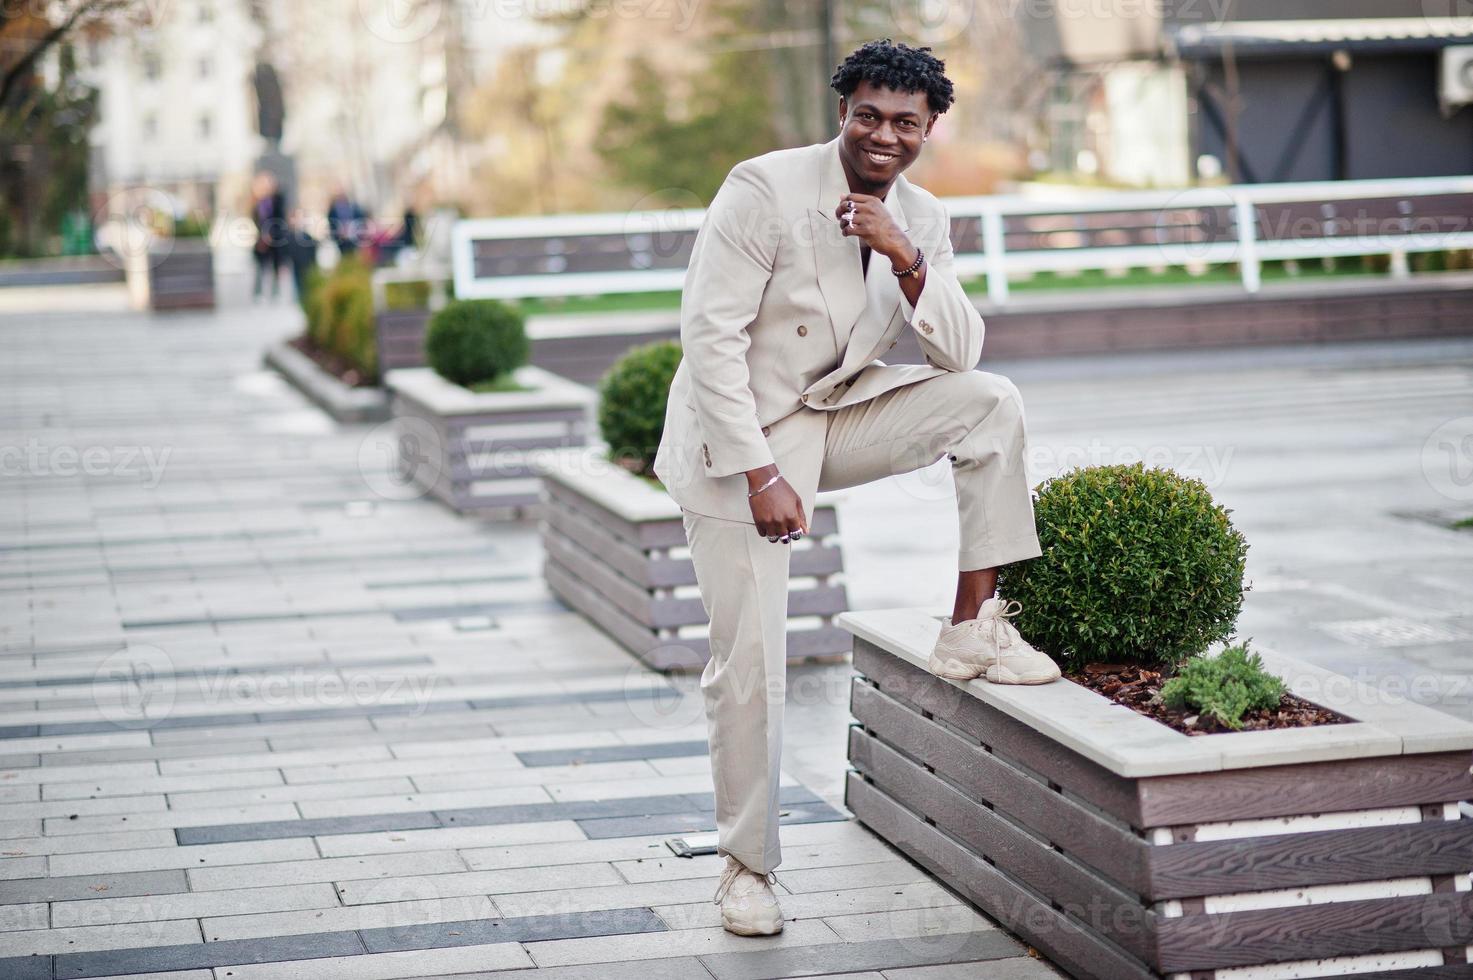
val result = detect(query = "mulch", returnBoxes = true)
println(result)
[288,336,374,388]
[1062,662,1355,736]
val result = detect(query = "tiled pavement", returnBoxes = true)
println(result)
[0,293,1063,978]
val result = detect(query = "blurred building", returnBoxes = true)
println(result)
[1020,0,1473,186]
[80,0,262,218]
[77,0,527,226]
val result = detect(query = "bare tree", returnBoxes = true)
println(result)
[0,0,147,116]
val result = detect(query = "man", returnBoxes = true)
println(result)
[652,39,1061,938]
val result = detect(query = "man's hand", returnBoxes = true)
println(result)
[745,464,808,543]
[836,193,917,266]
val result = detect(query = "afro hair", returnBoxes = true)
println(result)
[830,39,955,116]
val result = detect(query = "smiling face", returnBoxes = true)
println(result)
[837,80,935,196]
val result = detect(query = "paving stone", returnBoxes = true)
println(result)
[209,942,534,980]
[48,838,320,877]
[527,919,843,968]
[167,778,416,810]
[174,810,440,846]
[576,800,846,840]
[334,862,622,905]
[203,895,495,942]
[460,836,679,872]
[0,870,188,906]
[653,881,965,931]
[51,882,339,929]
[0,916,201,956]
[157,745,393,775]
[5,795,169,821]
[187,851,469,891]
[43,770,284,800]
[0,829,178,858]
[613,835,897,883]
[514,740,709,768]
[37,740,272,766]
[493,876,718,919]
[0,954,50,979]
[47,803,301,836]
[821,905,995,943]
[0,858,48,881]
[0,903,46,932]
[696,932,1026,980]
[0,820,41,840]
[463,955,716,980]
[314,819,587,858]
[775,860,934,894]
[359,906,666,953]
[75,971,214,980]
[52,929,367,978]
[884,957,1069,979]
[4,762,160,787]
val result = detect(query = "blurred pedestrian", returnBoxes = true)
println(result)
[251,172,288,301]
[286,211,319,305]
[327,184,364,258]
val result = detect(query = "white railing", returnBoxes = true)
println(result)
[452,175,1473,306]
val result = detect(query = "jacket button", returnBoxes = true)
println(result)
[796,324,807,337]
[761,425,771,436]
[921,323,934,335]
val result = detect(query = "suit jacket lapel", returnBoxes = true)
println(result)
[809,136,866,354]
[835,176,910,373]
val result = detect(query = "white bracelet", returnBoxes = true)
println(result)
[747,473,781,498]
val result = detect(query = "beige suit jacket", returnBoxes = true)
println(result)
[652,135,986,524]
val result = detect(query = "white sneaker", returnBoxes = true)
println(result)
[713,854,784,936]
[928,597,1061,685]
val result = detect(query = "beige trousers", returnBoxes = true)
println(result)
[680,370,1043,873]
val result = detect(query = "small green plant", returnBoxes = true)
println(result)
[305,257,376,380]
[598,341,681,478]
[170,213,212,239]
[1161,643,1285,730]
[383,279,432,311]
[425,299,528,388]
[998,463,1249,671]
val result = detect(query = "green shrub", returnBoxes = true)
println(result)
[425,299,528,387]
[171,213,211,239]
[997,463,1248,671]
[598,341,681,477]
[1160,643,1285,730]
[307,257,376,380]
[383,279,432,311]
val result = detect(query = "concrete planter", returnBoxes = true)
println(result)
[384,366,594,516]
[839,608,1473,980]
[262,342,389,424]
[125,239,215,311]
[533,446,851,672]
[375,307,432,373]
